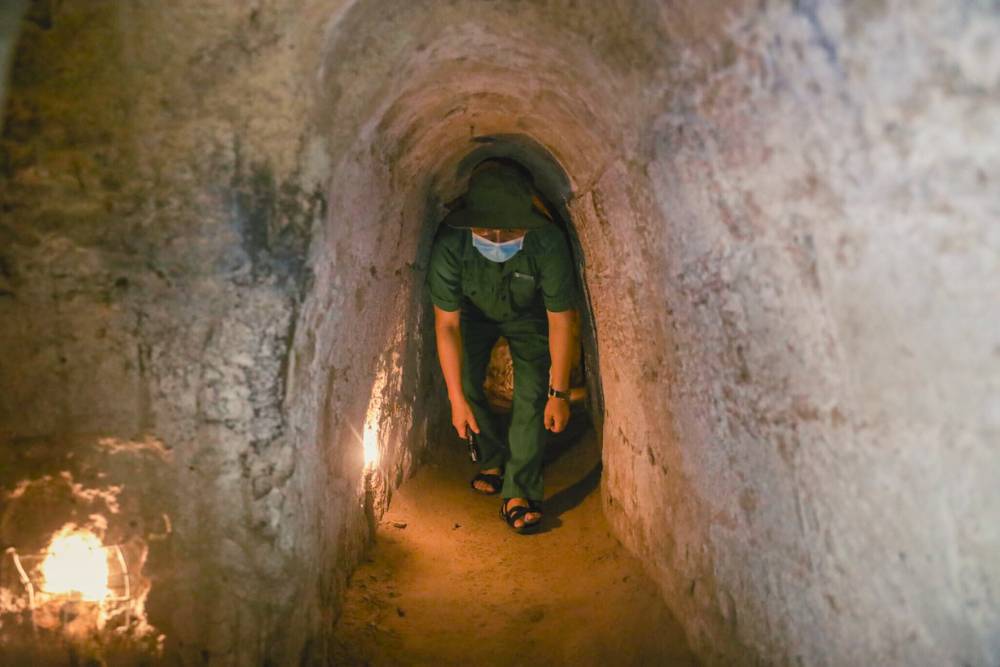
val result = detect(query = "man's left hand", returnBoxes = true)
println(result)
[544,397,570,433]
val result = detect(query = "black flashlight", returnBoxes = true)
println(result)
[466,428,481,463]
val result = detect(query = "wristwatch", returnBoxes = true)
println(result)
[547,386,571,401]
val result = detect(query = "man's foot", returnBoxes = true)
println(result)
[501,497,542,530]
[470,467,503,494]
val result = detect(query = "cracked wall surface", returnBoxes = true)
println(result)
[0,3,341,663]
[0,1,997,665]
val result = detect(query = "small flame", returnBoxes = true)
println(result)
[39,526,110,602]
[363,423,379,468]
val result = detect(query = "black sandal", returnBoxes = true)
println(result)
[499,497,543,534]
[470,468,504,495]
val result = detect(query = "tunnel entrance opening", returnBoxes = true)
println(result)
[329,139,697,660]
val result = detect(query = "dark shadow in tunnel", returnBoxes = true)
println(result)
[534,406,602,533]
[533,461,602,534]
[443,405,599,534]
[454,133,606,443]
[418,133,606,531]
[484,403,592,467]
[542,404,592,465]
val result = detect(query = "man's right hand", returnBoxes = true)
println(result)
[450,398,480,439]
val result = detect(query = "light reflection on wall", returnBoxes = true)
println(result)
[362,358,391,472]
[363,419,380,468]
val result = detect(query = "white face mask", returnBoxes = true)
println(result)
[471,233,525,262]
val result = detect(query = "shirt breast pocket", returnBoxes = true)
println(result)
[509,271,537,308]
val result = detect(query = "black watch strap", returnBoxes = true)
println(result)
[548,386,571,401]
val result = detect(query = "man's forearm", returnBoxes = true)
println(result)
[547,309,576,391]
[435,324,465,401]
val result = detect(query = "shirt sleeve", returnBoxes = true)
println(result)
[537,226,578,312]
[426,227,463,312]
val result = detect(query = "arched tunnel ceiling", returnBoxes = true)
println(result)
[312,0,677,204]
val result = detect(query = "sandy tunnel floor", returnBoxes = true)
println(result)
[332,420,698,666]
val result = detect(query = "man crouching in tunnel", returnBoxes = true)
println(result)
[426,158,579,534]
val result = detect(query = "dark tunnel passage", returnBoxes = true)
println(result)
[0,2,998,666]
[448,134,606,429]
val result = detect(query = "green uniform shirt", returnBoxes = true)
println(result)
[427,223,577,322]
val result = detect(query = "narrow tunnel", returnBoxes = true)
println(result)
[0,2,997,666]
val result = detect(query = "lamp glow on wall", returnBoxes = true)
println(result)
[361,365,389,472]
[5,523,131,631]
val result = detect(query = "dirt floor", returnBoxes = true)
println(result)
[332,415,699,666]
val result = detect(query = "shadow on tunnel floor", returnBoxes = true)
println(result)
[425,404,601,528]
[539,458,602,524]
[337,407,697,666]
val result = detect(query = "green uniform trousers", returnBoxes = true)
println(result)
[461,312,550,501]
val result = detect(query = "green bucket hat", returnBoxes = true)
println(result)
[443,162,550,230]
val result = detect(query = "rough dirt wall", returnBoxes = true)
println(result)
[593,2,1000,665]
[0,2,356,663]
[0,1,27,131]
[1,1,997,666]
[645,4,999,665]
[310,1,999,664]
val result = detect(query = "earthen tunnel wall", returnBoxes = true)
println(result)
[0,1,997,665]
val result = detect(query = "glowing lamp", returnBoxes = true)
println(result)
[39,528,110,601]
[5,525,132,631]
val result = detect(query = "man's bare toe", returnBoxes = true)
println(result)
[504,499,541,529]
[473,468,503,493]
